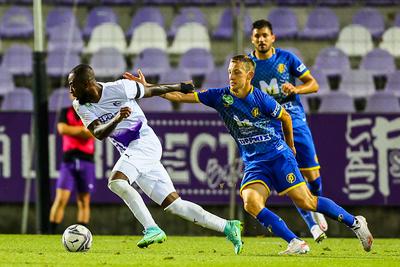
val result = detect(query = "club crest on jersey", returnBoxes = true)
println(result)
[251,107,260,118]
[222,94,234,106]
[277,63,286,74]
[113,101,122,106]
[286,173,296,184]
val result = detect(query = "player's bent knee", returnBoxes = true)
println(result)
[108,179,129,195]
[295,196,317,211]
[243,200,263,217]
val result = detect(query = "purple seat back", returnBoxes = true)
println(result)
[360,48,396,76]
[49,88,72,111]
[0,67,15,96]
[313,47,350,76]
[213,7,252,39]
[0,6,33,38]
[339,70,375,98]
[132,48,170,77]
[276,0,314,5]
[384,71,400,97]
[126,7,165,38]
[46,8,77,35]
[317,0,355,5]
[100,0,136,4]
[365,91,400,113]
[47,24,84,53]
[267,8,298,39]
[47,50,81,77]
[300,8,339,39]
[178,48,215,76]
[1,44,32,75]
[352,8,385,38]
[168,8,207,38]
[89,48,127,78]
[395,12,400,27]
[159,68,191,84]
[319,91,354,113]
[202,67,228,89]
[1,88,33,111]
[83,7,118,38]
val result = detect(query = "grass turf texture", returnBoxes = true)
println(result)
[0,235,399,266]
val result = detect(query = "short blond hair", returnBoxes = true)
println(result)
[230,55,255,72]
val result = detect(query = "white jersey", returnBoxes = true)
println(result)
[73,79,161,160]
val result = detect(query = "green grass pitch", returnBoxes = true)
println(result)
[0,235,399,266]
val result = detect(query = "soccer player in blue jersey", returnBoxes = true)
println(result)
[249,19,328,241]
[123,55,373,255]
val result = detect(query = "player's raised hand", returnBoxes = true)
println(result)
[115,107,132,122]
[123,69,149,87]
[180,81,195,94]
[282,82,298,95]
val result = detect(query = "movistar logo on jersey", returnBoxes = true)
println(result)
[237,134,271,145]
[222,94,234,106]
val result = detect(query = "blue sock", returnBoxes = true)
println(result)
[316,197,355,227]
[256,208,297,243]
[295,205,316,230]
[308,177,322,196]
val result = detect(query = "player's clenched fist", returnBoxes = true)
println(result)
[116,107,132,122]
[282,82,298,95]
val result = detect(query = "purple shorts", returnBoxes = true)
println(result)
[56,159,95,193]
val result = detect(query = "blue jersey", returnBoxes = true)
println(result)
[248,48,309,128]
[195,86,288,164]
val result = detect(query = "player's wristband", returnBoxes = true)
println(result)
[180,83,194,94]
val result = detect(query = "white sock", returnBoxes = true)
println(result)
[164,197,227,232]
[108,179,157,230]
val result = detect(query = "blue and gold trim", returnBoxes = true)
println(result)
[278,181,306,196]
[299,166,321,171]
[193,92,200,103]
[240,180,271,196]
[298,70,310,79]
[276,107,283,119]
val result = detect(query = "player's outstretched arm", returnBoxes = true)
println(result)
[87,107,131,140]
[123,71,194,97]
[57,123,93,139]
[278,108,296,155]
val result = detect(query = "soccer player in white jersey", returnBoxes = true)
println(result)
[68,64,243,254]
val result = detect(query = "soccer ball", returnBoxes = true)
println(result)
[62,224,92,252]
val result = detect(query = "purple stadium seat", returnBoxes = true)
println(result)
[126,7,165,38]
[168,8,207,38]
[299,8,339,40]
[47,24,84,53]
[318,91,355,113]
[89,48,127,78]
[384,71,400,97]
[138,97,173,112]
[1,88,33,111]
[47,50,81,78]
[56,0,96,4]
[46,8,77,35]
[365,91,400,113]
[310,69,330,96]
[276,0,314,5]
[142,0,180,5]
[83,7,118,39]
[394,12,400,27]
[49,88,72,112]
[213,7,252,40]
[178,48,215,77]
[338,70,375,98]
[352,8,385,39]
[1,44,32,76]
[365,0,395,5]
[313,46,350,76]
[100,0,135,4]
[131,48,170,77]
[0,6,33,38]
[159,68,191,84]
[317,0,355,5]
[360,48,396,77]
[202,67,228,89]
[267,8,298,39]
[0,67,15,96]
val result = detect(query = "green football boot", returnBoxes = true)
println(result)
[137,226,167,248]
[224,220,243,255]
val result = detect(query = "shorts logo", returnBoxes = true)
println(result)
[222,94,234,106]
[251,107,260,118]
[277,63,286,74]
[286,173,296,184]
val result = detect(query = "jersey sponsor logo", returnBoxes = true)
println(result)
[271,104,281,117]
[237,134,271,145]
[259,78,279,96]
[286,173,296,184]
[277,63,286,74]
[98,113,115,123]
[233,115,253,127]
[222,94,234,106]
[296,63,306,73]
[251,107,260,118]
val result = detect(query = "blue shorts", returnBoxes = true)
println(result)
[240,149,306,196]
[293,124,320,171]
